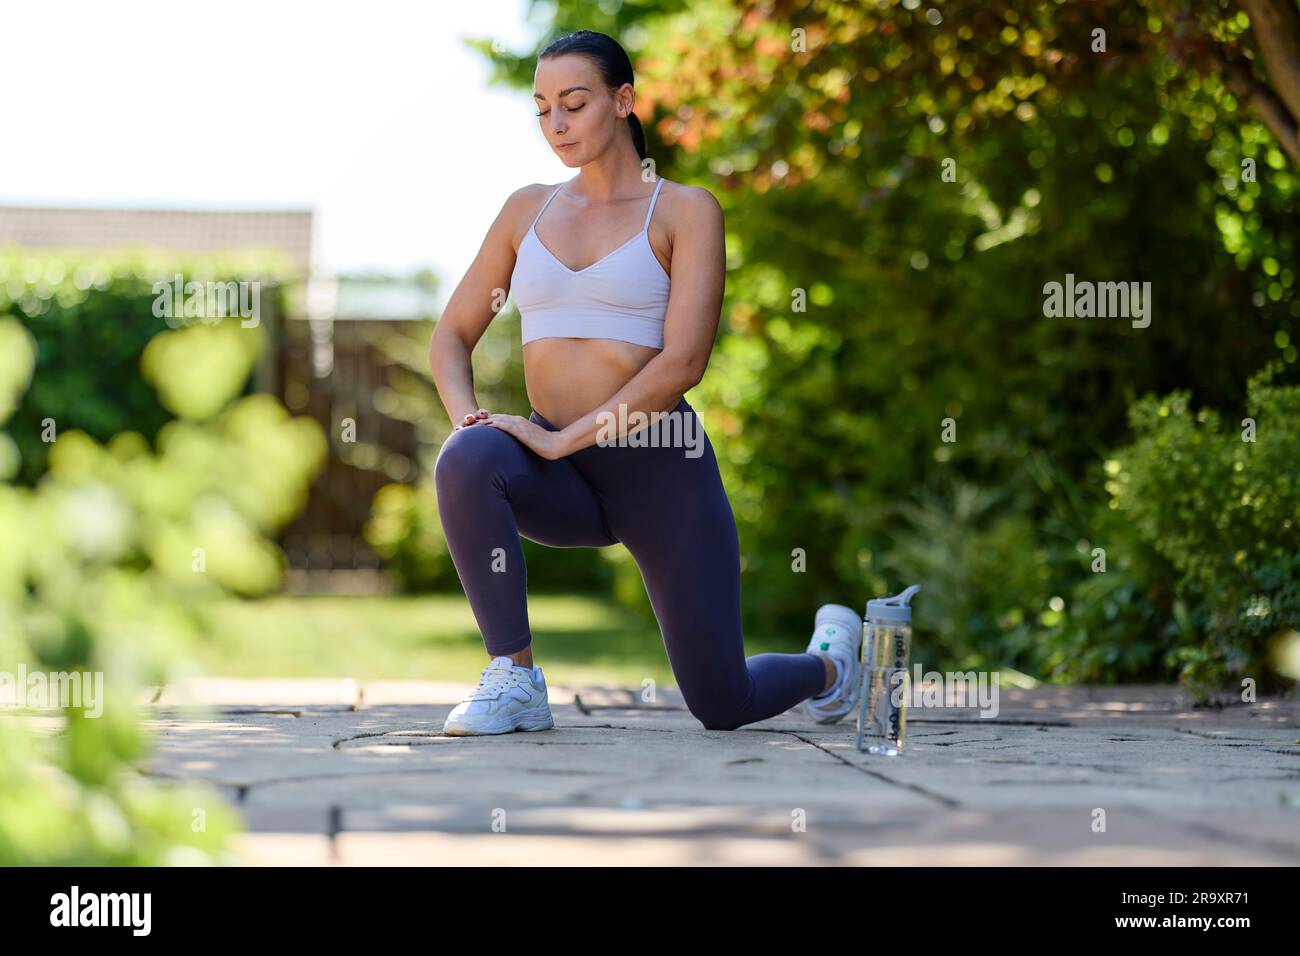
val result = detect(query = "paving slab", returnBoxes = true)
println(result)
[125,680,1300,865]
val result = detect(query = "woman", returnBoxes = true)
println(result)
[429,29,863,735]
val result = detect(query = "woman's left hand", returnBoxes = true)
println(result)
[484,414,569,460]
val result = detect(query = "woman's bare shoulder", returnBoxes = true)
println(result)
[656,179,723,231]
[500,183,562,250]
[657,177,719,208]
[504,182,562,217]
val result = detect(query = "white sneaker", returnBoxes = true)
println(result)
[442,656,555,736]
[802,603,864,724]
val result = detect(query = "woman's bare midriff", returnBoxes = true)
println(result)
[524,337,666,430]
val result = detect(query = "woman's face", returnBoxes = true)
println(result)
[533,54,630,167]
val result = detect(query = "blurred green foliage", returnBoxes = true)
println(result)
[0,247,297,484]
[0,249,325,864]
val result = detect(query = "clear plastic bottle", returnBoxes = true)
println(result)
[855,584,921,756]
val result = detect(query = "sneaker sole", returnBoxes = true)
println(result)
[805,658,862,724]
[442,703,555,736]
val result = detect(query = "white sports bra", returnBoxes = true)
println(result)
[511,177,670,350]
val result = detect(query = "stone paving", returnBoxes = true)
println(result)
[130,679,1299,865]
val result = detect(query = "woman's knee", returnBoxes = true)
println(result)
[434,425,517,496]
[684,690,751,731]
[693,705,746,731]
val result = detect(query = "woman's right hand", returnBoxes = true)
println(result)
[452,408,491,431]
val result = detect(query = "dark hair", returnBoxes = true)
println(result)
[539,30,647,162]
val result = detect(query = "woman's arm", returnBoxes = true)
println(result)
[552,186,726,456]
[429,185,539,427]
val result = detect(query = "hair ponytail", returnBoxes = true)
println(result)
[625,110,648,162]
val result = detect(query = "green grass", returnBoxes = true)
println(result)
[188,593,813,688]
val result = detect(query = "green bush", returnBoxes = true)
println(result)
[873,482,1051,672]
[1102,364,1300,690]
[1036,489,1188,685]
[0,248,296,485]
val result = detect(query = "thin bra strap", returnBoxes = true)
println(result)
[642,177,665,231]
[530,182,565,231]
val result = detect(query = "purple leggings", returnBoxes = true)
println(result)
[433,396,828,730]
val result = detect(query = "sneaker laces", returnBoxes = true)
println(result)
[462,662,523,702]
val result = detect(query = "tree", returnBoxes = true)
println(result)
[1160,0,1300,165]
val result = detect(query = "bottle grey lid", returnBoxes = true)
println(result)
[865,584,921,623]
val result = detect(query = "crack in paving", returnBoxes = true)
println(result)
[778,730,962,809]
[143,766,454,797]
[137,768,251,802]
[148,706,308,718]
[1172,729,1300,756]
[964,757,1147,775]
[1174,727,1272,742]
[562,723,676,732]
[512,739,617,745]
[983,777,1156,786]
[1224,745,1300,757]
[333,731,404,750]
[907,718,1073,727]
[331,723,679,750]
[924,736,1005,747]
[570,691,687,716]
[522,767,607,775]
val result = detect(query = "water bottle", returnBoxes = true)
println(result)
[855,584,921,756]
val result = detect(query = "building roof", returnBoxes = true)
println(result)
[0,204,313,273]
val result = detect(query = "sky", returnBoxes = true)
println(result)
[0,0,566,309]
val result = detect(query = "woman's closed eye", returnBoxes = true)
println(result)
[536,104,585,116]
